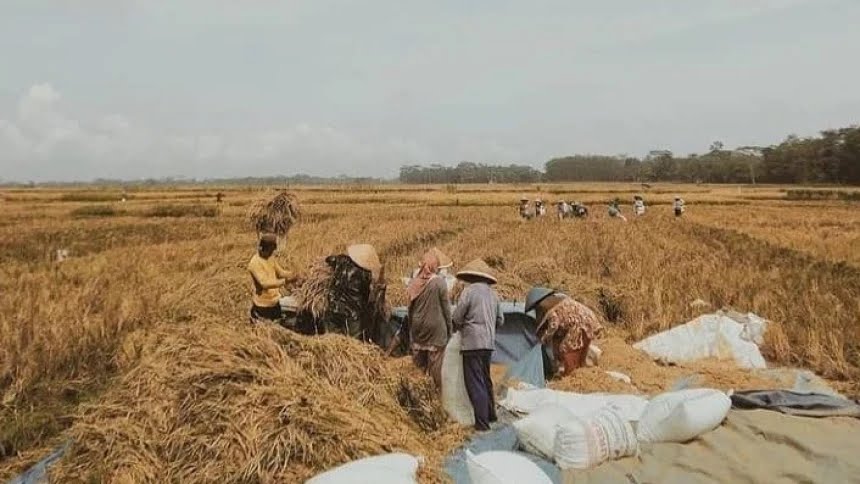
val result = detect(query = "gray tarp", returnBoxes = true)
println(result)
[730,390,860,418]
[568,410,860,484]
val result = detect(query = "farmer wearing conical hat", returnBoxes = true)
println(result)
[673,196,685,217]
[403,249,453,387]
[525,287,603,377]
[298,244,387,344]
[452,259,504,431]
[248,234,292,325]
[518,196,532,220]
[633,195,646,216]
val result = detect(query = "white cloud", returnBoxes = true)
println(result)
[0,83,435,181]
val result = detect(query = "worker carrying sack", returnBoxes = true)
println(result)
[465,450,553,484]
[441,332,475,425]
[637,388,731,443]
[553,407,638,470]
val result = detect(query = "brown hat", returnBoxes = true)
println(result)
[456,259,498,284]
[347,244,382,279]
[429,247,453,270]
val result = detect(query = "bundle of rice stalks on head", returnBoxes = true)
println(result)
[247,190,301,238]
[296,258,333,318]
[53,322,467,483]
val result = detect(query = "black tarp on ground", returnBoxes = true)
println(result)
[730,390,860,418]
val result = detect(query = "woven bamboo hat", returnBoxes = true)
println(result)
[347,244,382,279]
[456,258,498,284]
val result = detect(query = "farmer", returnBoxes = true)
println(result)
[633,195,646,216]
[573,201,588,218]
[525,287,603,377]
[248,234,292,324]
[673,196,685,217]
[297,244,387,344]
[535,198,547,217]
[518,197,532,220]
[452,259,504,431]
[608,200,627,222]
[556,200,572,220]
[404,249,453,387]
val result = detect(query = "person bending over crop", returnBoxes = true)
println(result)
[452,259,504,431]
[525,287,603,377]
[248,234,292,324]
[404,249,453,387]
[297,244,387,344]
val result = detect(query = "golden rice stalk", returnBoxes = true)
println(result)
[295,259,332,318]
[50,322,466,483]
[247,190,301,237]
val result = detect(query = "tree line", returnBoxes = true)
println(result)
[400,125,860,185]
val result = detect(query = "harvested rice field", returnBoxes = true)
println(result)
[1,182,859,482]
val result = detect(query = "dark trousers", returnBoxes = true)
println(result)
[462,349,497,431]
[250,304,282,325]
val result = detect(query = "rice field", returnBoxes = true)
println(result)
[1,182,859,481]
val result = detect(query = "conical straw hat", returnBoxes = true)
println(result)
[456,258,497,284]
[429,247,453,269]
[347,244,382,279]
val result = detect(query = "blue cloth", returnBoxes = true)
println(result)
[503,343,546,389]
[9,441,70,484]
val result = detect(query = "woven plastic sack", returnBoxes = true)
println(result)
[306,453,420,484]
[441,333,475,425]
[637,389,731,443]
[512,404,575,459]
[465,450,553,484]
[554,408,637,470]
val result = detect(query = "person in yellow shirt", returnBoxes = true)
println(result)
[248,233,291,324]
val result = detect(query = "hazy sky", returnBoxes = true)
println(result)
[1,0,859,182]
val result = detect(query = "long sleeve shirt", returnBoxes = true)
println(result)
[452,282,504,351]
[408,275,452,349]
[248,254,289,307]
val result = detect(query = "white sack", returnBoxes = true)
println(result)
[637,389,732,443]
[633,311,767,369]
[441,333,475,425]
[512,404,576,459]
[554,408,638,470]
[500,387,648,422]
[306,453,420,484]
[465,450,552,484]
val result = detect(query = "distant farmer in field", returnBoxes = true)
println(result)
[608,200,627,222]
[556,200,573,220]
[518,197,533,220]
[404,249,453,387]
[525,287,603,377]
[633,195,646,216]
[248,234,292,325]
[572,201,589,218]
[216,192,224,203]
[453,259,504,431]
[297,244,387,344]
[535,198,547,217]
[674,196,685,217]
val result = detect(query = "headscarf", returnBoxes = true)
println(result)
[406,251,440,302]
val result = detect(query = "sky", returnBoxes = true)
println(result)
[1,0,859,182]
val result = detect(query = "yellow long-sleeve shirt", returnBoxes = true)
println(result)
[248,254,290,307]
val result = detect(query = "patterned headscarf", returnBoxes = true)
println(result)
[406,251,440,302]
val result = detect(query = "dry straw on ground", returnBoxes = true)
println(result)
[52,321,467,483]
